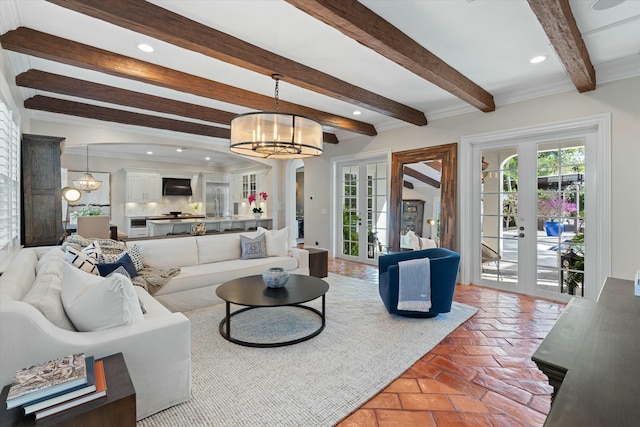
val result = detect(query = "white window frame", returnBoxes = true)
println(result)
[0,95,21,272]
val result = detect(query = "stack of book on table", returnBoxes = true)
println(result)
[4,353,107,420]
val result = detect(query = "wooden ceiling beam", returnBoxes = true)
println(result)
[24,95,232,139]
[2,27,374,136]
[426,160,442,172]
[527,0,595,92]
[285,0,495,112]
[17,70,235,124]
[46,0,426,126]
[403,166,441,189]
[16,70,339,144]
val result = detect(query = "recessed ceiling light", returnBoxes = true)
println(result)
[176,148,183,152]
[353,110,362,116]
[137,43,154,53]
[530,55,547,64]
[205,157,211,161]
[147,151,153,155]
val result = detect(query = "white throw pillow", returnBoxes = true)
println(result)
[401,230,420,250]
[61,266,144,332]
[257,226,290,257]
[23,271,76,331]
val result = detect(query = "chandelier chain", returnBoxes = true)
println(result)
[274,78,280,111]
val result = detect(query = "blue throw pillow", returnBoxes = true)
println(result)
[97,252,138,278]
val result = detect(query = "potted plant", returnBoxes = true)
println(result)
[70,204,104,221]
[248,192,268,218]
[562,232,584,295]
[538,196,577,236]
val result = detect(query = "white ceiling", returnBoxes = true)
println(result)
[1,0,639,166]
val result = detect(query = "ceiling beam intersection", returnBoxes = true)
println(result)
[1,27,374,137]
[45,0,427,126]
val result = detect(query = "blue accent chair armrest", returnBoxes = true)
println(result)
[378,248,461,318]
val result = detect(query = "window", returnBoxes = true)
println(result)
[0,99,20,253]
[242,173,257,199]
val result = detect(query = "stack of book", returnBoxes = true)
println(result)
[5,353,107,420]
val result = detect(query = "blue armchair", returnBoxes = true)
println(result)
[378,248,460,318]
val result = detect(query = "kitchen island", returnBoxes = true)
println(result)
[147,217,272,237]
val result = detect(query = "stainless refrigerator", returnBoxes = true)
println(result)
[205,182,230,217]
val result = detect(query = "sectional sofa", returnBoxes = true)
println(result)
[0,229,309,420]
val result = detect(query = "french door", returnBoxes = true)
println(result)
[337,158,388,265]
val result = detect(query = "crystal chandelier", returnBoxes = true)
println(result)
[73,146,102,192]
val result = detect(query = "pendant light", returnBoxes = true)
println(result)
[73,146,102,192]
[230,74,323,159]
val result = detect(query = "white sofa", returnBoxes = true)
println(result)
[0,246,191,420]
[131,231,310,312]
[0,230,308,420]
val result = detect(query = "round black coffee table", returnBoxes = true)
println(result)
[215,274,329,347]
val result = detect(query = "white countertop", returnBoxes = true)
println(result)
[147,216,270,225]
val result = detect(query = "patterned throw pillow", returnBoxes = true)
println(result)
[65,247,99,275]
[126,244,144,271]
[81,241,102,259]
[99,252,123,264]
[240,233,267,260]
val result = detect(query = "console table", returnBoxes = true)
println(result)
[532,277,640,426]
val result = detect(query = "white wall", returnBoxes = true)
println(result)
[304,76,640,280]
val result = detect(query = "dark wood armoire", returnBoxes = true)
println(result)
[21,134,64,247]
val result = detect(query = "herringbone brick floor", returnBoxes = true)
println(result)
[328,257,564,427]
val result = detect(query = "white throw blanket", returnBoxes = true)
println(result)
[397,257,431,312]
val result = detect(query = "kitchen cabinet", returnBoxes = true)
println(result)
[127,171,161,202]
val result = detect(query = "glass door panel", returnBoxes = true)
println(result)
[341,165,360,259]
[478,139,586,299]
[536,141,585,296]
[480,147,521,289]
[338,159,388,264]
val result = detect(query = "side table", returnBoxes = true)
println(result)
[0,353,136,426]
[306,247,328,278]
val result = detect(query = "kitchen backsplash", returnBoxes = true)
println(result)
[125,196,203,217]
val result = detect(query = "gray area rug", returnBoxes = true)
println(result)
[137,273,478,427]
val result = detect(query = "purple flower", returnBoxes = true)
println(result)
[538,196,577,219]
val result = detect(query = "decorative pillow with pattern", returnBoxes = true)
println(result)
[240,233,267,260]
[81,241,102,259]
[65,246,99,275]
[98,251,123,264]
[126,244,144,271]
